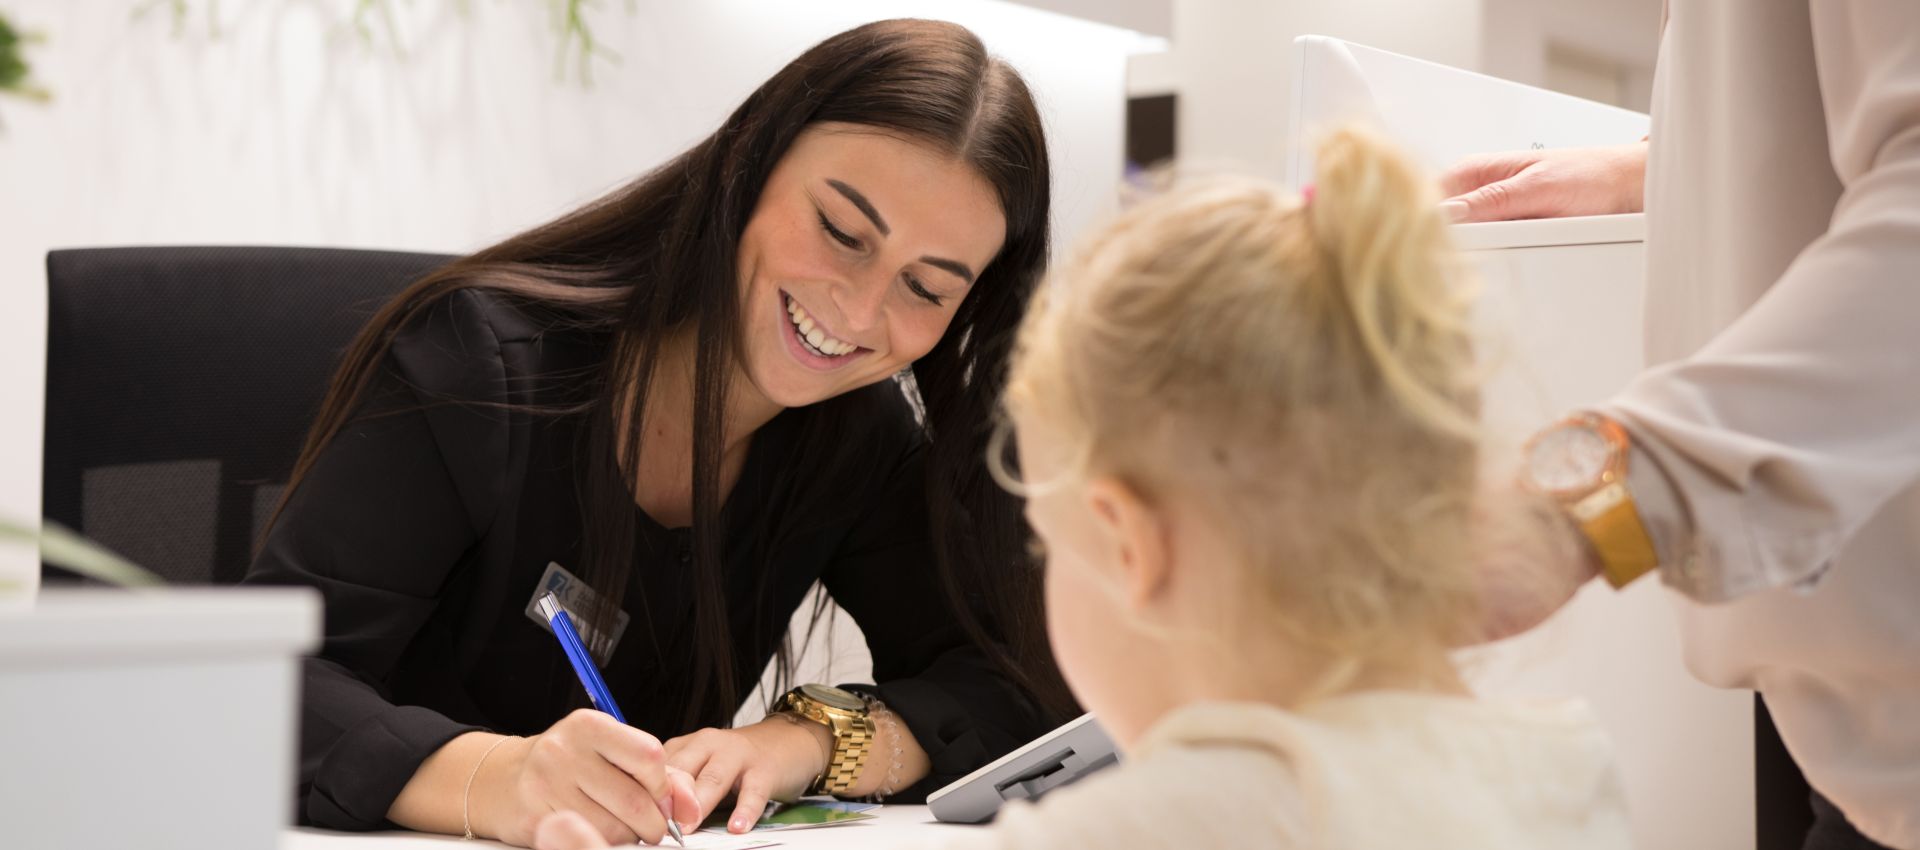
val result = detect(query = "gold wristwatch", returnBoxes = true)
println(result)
[1524,413,1661,588]
[776,684,874,795]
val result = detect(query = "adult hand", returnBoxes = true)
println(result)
[664,717,833,834]
[1464,485,1605,645]
[1438,141,1648,223]
[535,810,613,850]
[471,709,701,847]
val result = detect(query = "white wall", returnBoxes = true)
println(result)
[1018,0,1171,38]
[0,0,1138,596]
[1481,0,1661,111]
[1129,0,1662,169]
[1158,0,1487,180]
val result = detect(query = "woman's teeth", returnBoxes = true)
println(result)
[787,296,857,357]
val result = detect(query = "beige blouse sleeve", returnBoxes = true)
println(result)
[1601,0,1920,603]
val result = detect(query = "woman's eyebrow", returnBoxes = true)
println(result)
[921,257,976,285]
[827,179,890,236]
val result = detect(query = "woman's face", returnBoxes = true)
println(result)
[736,123,1008,409]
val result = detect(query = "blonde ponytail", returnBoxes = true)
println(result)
[1304,126,1481,442]
[1000,124,1485,668]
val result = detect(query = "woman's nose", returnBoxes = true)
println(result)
[831,273,890,334]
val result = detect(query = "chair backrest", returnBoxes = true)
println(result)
[42,246,455,584]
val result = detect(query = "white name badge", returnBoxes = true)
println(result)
[524,562,631,663]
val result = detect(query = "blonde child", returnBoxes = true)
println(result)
[530,128,1629,850]
[948,127,1630,849]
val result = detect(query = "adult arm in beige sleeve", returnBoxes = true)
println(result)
[1599,0,1920,603]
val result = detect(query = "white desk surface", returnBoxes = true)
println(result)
[285,805,975,850]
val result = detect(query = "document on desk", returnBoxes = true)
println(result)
[640,836,780,850]
[701,801,881,834]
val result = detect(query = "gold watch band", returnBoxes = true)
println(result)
[778,685,875,796]
[1569,481,1660,588]
[812,715,873,795]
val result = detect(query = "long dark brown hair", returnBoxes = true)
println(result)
[270,19,1072,729]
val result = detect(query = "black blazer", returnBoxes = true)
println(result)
[244,290,1044,829]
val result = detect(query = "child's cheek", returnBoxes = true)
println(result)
[1044,556,1113,705]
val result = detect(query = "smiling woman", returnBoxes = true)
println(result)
[241,18,1069,849]
[740,126,1006,402]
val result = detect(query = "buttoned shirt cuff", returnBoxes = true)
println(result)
[1601,404,1836,604]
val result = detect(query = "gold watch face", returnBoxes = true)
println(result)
[799,683,866,711]
[1528,422,1614,494]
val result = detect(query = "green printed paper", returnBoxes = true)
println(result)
[701,800,880,834]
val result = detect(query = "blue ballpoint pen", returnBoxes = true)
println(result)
[538,592,687,847]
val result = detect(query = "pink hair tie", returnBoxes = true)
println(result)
[1300,184,1316,206]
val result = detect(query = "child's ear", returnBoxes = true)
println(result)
[1083,476,1171,611]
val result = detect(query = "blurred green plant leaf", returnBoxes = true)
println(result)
[0,518,166,588]
[0,11,52,103]
[127,1,620,87]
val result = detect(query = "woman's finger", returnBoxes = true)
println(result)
[550,788,638,848]
[575,748,671,844]
[1437,151,1531,198]
[662,730,698,759]
[662,736,712,780]
[664,767,703,836]
[578,716,675,803]
[662,745,719,827]
[1443,170,1549,223]
[692,754,746,823]
[534,810,612,850]
[724,771,776,835]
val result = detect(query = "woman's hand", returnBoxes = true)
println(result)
[535,810,614,850]
[664,717,834,833]
[1438,141,1648,223]
[471,710,702,847]
[1462,484,1605,646]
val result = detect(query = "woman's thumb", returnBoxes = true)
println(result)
[665,767,702,833]
[1441,171,1542,223]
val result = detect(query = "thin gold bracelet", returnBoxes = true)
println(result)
[462,735,517,840]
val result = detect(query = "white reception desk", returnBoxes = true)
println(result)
[1458,212,1755,850]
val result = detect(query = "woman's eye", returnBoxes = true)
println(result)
[818,213,861,250]
[817,208,944,307]
[905,274,944,307]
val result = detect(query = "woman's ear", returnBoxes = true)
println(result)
[1083,476,1171,612]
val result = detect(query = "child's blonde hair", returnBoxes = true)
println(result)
[997,127,1484,678]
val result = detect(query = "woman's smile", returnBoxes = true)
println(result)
[780,290,872,371]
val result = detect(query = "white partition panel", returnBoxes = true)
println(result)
[1460,217,1755,850]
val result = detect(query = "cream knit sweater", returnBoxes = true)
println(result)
[931,692,1630,850]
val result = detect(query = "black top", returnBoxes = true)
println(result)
[243,290,1044,830]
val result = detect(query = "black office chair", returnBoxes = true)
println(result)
[42,246,454,585]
